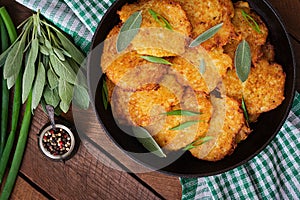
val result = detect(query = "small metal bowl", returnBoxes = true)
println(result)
[38,123,77,161]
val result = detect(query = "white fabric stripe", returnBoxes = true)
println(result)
[195,178,211,199]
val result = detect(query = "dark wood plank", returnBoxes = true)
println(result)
[10,176,47,200]
[0,0,32,28]
[290,37,300,91]
[71,106,182,200]
[267,0,300,41]
[138,172,182,200]
[20,106,162,200]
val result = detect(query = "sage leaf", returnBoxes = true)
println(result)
[0,46,12,67]
[117,11,142,53]
[40,45,49,55]
[148,9,172,30]
[45,39,52,49]
[42,54,50,69]
[183,136,213,151]
[57,32,85,65]
[58,79,73,104]
[43,86,60,108]
[54,106,63,116]
[49,54,77,84]
[140,55,172,65]
[235,39,251,83]
[60,48,72,58]
[75,67,88,88]
[59,100,70,113]
[169,120,201,131]
[161,110,201,116]
[53,47,65,61]
[22,38,39,103]
[39,34,45,44]
[66,58,87,88]
[199,59,206,74]
[32,62,46,110]
[189,23,223,47]
[73,85,89,110]
[1,20,30,68]
[132,126,166,158]
[41,98,63,116]
[7,73,18,89]
[47,68,59,89]
[102,78,108,110]
[241,10,261,34]
[3,36,26,78]
[242,96,250,127]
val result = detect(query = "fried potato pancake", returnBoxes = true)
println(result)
[223,68,243,101]
[159,74,186,102]
[118,0,191,57]
[224,1,268,63]
[207,47,233,76]
[179,88,212,141]
[235,124,251,143]
[101,23,124,72]
[104,51,168,90]
[145,88,212,151]
[190,96,245,161]
[175,0,235,50]
[244,60,285,114]
[170,56,209,94]
[128,85,180,127]
[224,59,285,115]
[110,86,134,126]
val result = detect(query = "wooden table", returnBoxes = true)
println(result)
[1,0,299,199]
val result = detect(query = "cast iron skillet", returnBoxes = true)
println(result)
[87,0,296,177]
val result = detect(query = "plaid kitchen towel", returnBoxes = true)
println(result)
[181,92,300,200]
[15,0,300,199]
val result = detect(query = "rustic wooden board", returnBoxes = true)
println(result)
[290,38,300,91]
[267,0,300,40]
[71,106,182,199]
[10,176,47,200]
[20,106,164,200]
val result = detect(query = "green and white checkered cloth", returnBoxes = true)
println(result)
[16,0,300,199]
[181,92,300,199]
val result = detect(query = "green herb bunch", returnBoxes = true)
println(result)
[0,11,89,114]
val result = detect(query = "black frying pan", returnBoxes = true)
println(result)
[87,0,296,177]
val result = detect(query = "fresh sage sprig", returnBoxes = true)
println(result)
[148,9,172,30]
[117,11,142,53]
[189,23,223,47]
[241,10,261,34]
[235,39,251,125]
[161,110,202,116]
[183,136,213,151]
[132,126,166,157]
[140,55,172,65]
[235,39,251,83]
[169,120,202,131]
[0,10,89,114]
[242,97,250,126]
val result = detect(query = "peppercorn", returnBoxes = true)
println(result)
[38,124,77,161]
